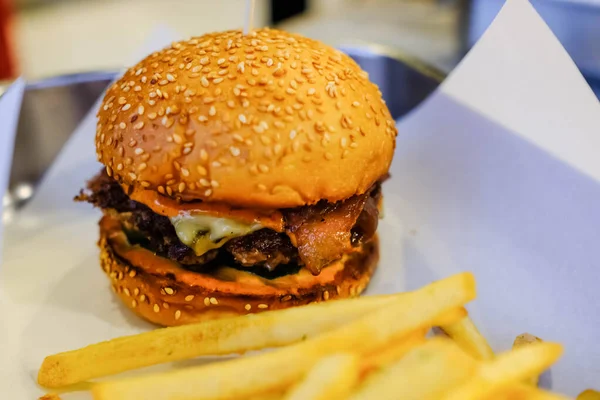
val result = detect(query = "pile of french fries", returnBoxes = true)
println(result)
[37,273,598,399]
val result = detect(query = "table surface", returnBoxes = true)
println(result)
[13,0,461,79]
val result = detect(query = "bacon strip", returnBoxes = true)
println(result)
[285,187,379,275]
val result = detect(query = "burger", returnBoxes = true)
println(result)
[76,28,397,326]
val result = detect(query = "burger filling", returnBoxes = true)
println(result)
[76,171,381,276]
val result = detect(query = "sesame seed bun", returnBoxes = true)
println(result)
[95,28,397,208]
[99,215,379,326]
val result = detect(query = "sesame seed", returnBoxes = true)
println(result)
[352,101,361,107]
[153,304,160,313]
[198,115,208,122]
[131,299,138,308]
[175,310,182,320]
[258,304,269,309]
[325,152,334,160]
[166,73,175,82]
[258,164,269,173]
[238,114,247,124]
[286,88,296,95]
[119,122,126,129]
[324,290,330,300]
[200,57,209,65]
[134,121,144,130]
[245,304,252,311]
[118,97,126,105]
[185,295,194,302]
[181,168,190,177]
[205,189,213,197]
[210,297,218,305]
[217,58,225,65]
[227,100,235,108]
[209,106,216,116]
[203,97,215,104]
[148,112,157,120]
[201,76,209,87]
[178,182,186,193]
[124,288,131,297]
[138,105,145,115]
[200,178,210,187]
[163,302,170,309]
[230,146,240,156]
[204,297,210,306]
[129,270,137,277]
[199,150,209,162]
[128,172,137,180]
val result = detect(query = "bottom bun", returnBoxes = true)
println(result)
[98,216,379,326]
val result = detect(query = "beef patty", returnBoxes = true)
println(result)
[76,171,380,273]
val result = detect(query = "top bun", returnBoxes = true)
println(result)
[96,28,396,208]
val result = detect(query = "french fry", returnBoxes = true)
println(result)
[578,390,600,400]
[284,353,359,400]
[92,273,476,400]
[487,384,570,400]
[39,294,396,388]
[443,342,563,400]
[440,312,494,361]
[38,395,62,400]
[246,390,286,400]
[360,329,428,377]
[513,333,543,386]
[350,337,477,400]
[361,307,467,375]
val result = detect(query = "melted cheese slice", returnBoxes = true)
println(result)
[127,187,285,256]
[171,213,264,255]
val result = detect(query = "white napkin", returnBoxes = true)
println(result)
[1,0,599,397]
[382,0,600,393]
[0,78,25,256]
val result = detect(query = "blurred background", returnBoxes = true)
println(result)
[3,0,600,221]
[0,0,597,81]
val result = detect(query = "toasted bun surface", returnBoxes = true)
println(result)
[99,216,379,326]
[96,28,396,208]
